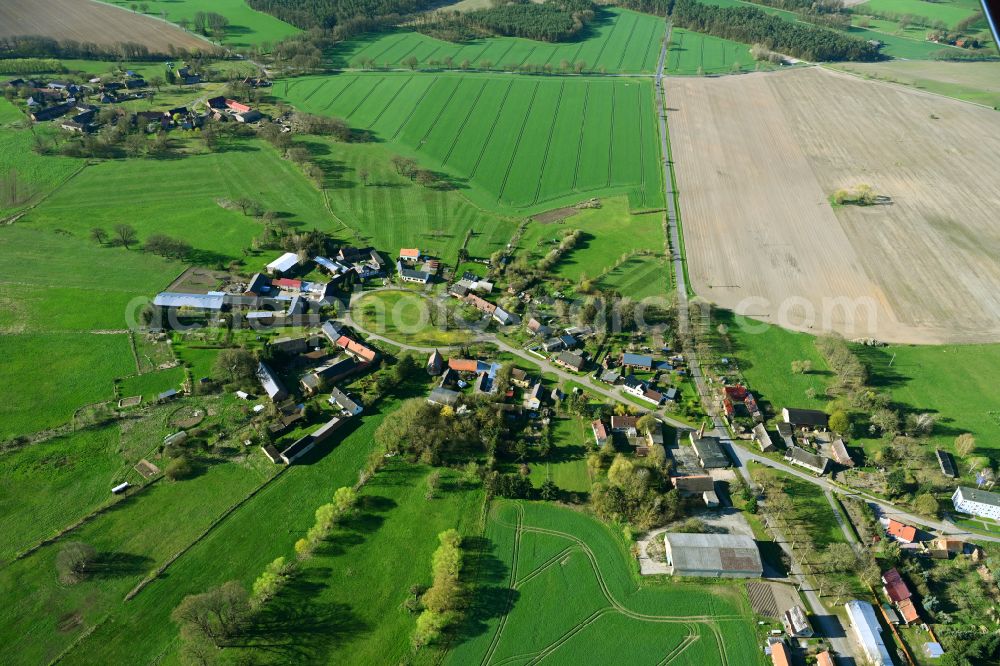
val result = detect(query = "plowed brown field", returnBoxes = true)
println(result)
[0,0,216,54]
[667,67,1000,344]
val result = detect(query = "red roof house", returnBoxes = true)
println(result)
[882,568,912,603]
[897,598,921,624]
[226,99,251,113]
[273,278,302,289]
[448,358,480,373]
[887,519,917,543]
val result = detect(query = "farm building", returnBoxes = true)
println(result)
[781,407,829,430]
[775,422,795,448]
[510,368,531,389]
[621,352,654,370]
[153,292,225,312]
[270,336,308,355]
[845,600,893,666]
[770,642,791,666]
[397,260,431,284]
[526,318,552,336]
[428,387,460,406]
[689,434,730,469]
[256,362,287,402]
[448,358,481,373]
[816,651,834,666]
[753,423,776,453]
[662,533,762,578]
[672,475,715,495]
[554,351,586,371]
[266,252,300,275]
[592,419,608,447]
[493,308,520,326]
[887,519,918,543]
[523,382,543,410]
[952,486,1000,520]
[399,248,420,262]
[784,446,829,475]
[830,438,854,467]
[936,449,957,478]
[611,415,638,434]
[782,605,813,637]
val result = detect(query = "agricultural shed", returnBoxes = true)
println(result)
[663,533,762,577]
[845,600,893,666]
[690,434,730,469]
[266,252,300,275]
[781,408,829,429]
[153,292,225,311]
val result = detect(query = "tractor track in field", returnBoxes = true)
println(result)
[479,504,524,666]
[366,76,414,130]
[345,76,385,120]
[613,12,640,73]
[656,627,701,665]
[414,77,465,148]
[390,76,439,140]
[570,83,591,191]
[467,78,513,179]
[320,76,358,112]
[495,81,541,204]
[366,34,410,65]
[606,84,617,188]
[512,544,577,588]
[441,79,488,167]
[589,11,622,72]
[531,81,566,205]
[300,77,329,105]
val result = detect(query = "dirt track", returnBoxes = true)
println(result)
[666,67,1000,344]
[0,0,215,54]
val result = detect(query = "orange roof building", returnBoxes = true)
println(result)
[770,642,792,666]
[816,651,835,666]
[887,519,917,543]
[897,598,921,624]
[399,248,420,260]
[448,358,480,373]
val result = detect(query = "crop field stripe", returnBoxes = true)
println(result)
[320,76,359,111]
[414,77,467,147]
[361,33,407,65]
[532,81,567,205]
[366,76,415,129]
[571,83,591,190]
[496,80,541,203]
[345,77,385,120]
[418,44,444,65]
[607,84,616,187]
[441,79,489,166]
[390,76,439,140]
[300,77,331,104]
[612,11,640,72]
[480,504,524,666]
[589,10,622,71]
[492,41,518,69]
[637,83,646,193]
[468,79,515,179]
[514,45,540,68]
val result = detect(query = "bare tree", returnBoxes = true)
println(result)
[114,223,138,249]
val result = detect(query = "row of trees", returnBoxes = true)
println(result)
[412,530,464,648]
[246,0,438,30]
[0,35,203,61]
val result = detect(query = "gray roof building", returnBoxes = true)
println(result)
[785,446,829,475]
[153,292,225,311]
[782,407,829,429]
[428,387,460,406]
[663,533,762,578]
[690,435,730,469]
[328,386,363,416]
[256,362,287,402]
[845,600,893,666]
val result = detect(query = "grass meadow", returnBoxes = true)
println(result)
[0,332,135,440]
[353,290,472,346]
[447,500,765,665]
[277,73,664,212]
[20,140,334,262]
[531,415,592,493]
[332,8,664,73]
[519,198,665,283]
[0,119,85,219]
[597,254,671,299]
[97,0,299,47]
[856,0,981,29]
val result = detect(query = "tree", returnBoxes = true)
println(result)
[56,541,97,584]
[955,432,976,458]
[114,223,138,249]
[165,456,194,480]
[426,469,442,500]
[539,479,558,501]
[403,55,419,70]
[90,227,108,245]
[823,542,857,573]
[358,167,369,186]
[914,493,940,517]
[828,410,850,434]
[870,408,900,436]
[213,347,257,386]
[171,581,250,647]
[332,486,358,515]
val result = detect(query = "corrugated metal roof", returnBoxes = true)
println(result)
[153,292,224,310]
[664,533,762,576]
[845,600,893,666]
[266,252,299,273]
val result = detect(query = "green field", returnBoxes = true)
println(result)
[0,333,136,440]
[856,0,980,29]
[447,501,765,665]
[532,415,592,493]
[97,0,299,48]
[277,73,664,212]
[332,7,664,73]
[666,27,761,74]
[354,289,473,346]
[0,122,85,219]
[598,254,671,299]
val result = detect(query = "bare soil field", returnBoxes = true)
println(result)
[0,0,215,54]
[667,66,1000,344]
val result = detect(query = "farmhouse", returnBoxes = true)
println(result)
[266,252,300,276]
[829,438,854,467]
[399,248,420,263]
[397,260,431,284]
[334,335,377,363]
[662,533,762,578]
[845,600,893,666]
[554,351,585,371]
[329,387,363,416]
[770,642,791,666]
[952,486,1000,520]
[782,408,829,430]
[782,605,813,638]
[689,433,730,469]
[449,358,481,373]
[784,446,829,475]
[611,415,638,435]
[510,368,531,389]
[621,374,646,398]
[256,362,287,402]
[526,318,552,337]
[753,423,776,453]
[523,382,543,410]
[465,293,497,315]
[592,419,609,447]
[493,308,520,326]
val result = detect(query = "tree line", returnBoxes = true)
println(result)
[618,0,881,61]
[0,35,204,61]
[245,0,439,30]
[418,0,597,44]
